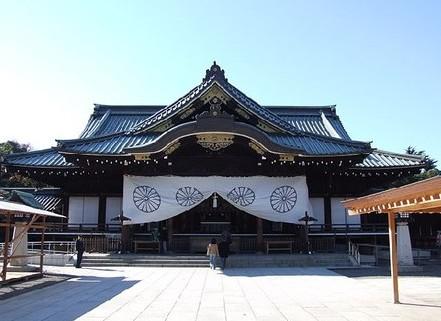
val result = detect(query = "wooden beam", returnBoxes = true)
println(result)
[256,217,264,252]
[8,215,40,260]
[0,223,47,229]
[388,211,399,304]
[1,215,11,282]
[40,216,46,275]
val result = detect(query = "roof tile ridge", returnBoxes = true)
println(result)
[219,80,299,134]
[87,109,111,137]
[295,130,372,149]
[3,147,59,159]
[372,149,426,161]
[57,132,130,146]
[128,80,212,134]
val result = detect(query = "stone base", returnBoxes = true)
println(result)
[7,265,39,272]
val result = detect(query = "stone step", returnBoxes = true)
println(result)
[80,262,209,267]
[79,253,353,268]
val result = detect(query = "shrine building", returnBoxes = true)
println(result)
[2,62,425,253]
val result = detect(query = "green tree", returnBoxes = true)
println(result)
[405,146,438,171]
[391,146,439,187]
[0,140,43,187]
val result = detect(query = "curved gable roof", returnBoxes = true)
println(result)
[129,62,299,134]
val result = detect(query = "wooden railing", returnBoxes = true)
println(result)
[28,223,388,235]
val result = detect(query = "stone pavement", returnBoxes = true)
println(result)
[0,266,440,321]
[0,273,69,301]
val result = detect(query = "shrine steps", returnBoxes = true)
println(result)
[81,254,210,268]
[80,253,354,268]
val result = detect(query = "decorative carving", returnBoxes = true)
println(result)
[249,141,265,155]
[133,186,161,213]
[200,86,231,105]
[235,108,250,120]
[152,119,173,132]
[279,154,295,162]
[196,101,234,120]
[165,141,181,155]
[179,107,195,120]
[202,61,228,82]
[197,134,234,151]
[270,186,297,213]
[134,153,150,161]
[257,120,278,133]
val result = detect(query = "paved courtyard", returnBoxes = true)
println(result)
[1,266,440,321]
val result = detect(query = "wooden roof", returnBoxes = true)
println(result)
[0,200,65,218]
[342,176,441,215]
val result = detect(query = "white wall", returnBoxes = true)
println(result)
[331,197,360,225]
[309,197,324,225]
[68,196,99,225]
[106,197,122,225]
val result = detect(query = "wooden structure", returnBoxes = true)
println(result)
[0,200,65,284]
[342,176,441,303]
[133,240,160,253]
[2,62,426,251]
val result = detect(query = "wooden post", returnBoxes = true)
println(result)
[324,196,332,231]
[2,214,11,282]
[388,211,400,303]
[167,218,173,252]
[40,216,46,275]
[256,217,263,253]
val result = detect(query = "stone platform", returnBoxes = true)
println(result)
[79,253,353,268]
[1,265,440,321]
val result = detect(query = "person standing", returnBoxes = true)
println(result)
[207,238,219,270]
[218,239,230,270]
[75,236,85,268]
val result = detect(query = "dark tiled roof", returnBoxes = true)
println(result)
[270,106,350,140]
[78,104,351,141]
[269,133,369,155]
[2,63,424,171]
[356,150,424,168]
[129,63,299,134]
[34,195,62,211]
[8,190,44,209]
[80,105,161,138]
[4,149,74,167]
[59,133,158,155]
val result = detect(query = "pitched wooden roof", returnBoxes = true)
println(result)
[342,175,441,214]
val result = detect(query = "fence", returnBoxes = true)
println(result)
[28,241,76,254]
[82,236,121,253]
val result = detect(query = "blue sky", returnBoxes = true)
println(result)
[1,1,440,165]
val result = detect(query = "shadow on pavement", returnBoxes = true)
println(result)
[400,302,441,309]
[330,265,441,278]
[0,275,139,321]
[221,267,338,277]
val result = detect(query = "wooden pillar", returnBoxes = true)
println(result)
[1,214,11,282]
[167,218,173,251]
[98,195,106,231]
[388,211,400,304]
[40,216,46,275]
[324,196,332,231]
[256,217,264,253]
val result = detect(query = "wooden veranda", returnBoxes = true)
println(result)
[342,175,441,303]
[0,200,65,284]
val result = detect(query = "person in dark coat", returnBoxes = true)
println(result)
[75,236,85,268]
[218,239,230,270]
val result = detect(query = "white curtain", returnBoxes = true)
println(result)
[123,175,313,224]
